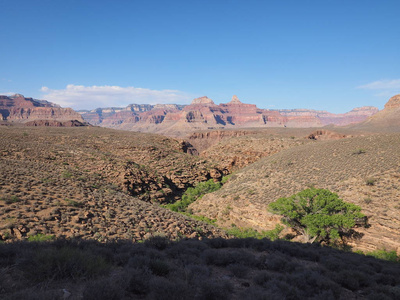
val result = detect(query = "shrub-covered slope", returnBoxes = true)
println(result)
[0,126,227,242]
[190,134,400,253]
[1,237,399,299]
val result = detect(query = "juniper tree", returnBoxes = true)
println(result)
[268,188,366,245]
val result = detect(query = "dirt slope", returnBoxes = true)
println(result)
[0,125,227,242]
[190,134,400,253]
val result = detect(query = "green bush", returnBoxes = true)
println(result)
[166,179,221,212]
[366,250,399,262]
[221,175,231,184]
[27,234,55,242]
[353,149,366,155]
[269,188,366,245]
[0,195,21,204]
[365,178,377,186]
[226,224,283,241]
[65,199,83,207]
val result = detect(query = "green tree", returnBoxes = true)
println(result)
[268,188,366,245]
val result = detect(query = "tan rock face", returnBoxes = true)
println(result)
[229,95,242,104]
[190,96,215,105]
[384,94,400,109]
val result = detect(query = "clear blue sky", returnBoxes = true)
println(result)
[1,0,399,112]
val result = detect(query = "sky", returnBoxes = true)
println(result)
[1,0,399,113]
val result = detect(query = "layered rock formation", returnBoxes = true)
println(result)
[352,94,400,131]
[0,94,85,126]
[276,106,379,126]
[79,95,378,136]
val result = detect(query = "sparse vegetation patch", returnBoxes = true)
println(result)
[165,178,222,212]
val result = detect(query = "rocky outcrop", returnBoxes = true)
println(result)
[0,94,85,125]
[186,130,257,153]
[190,96,215,105]
[384,94,400,109]
[352,94,400,131]
[307,130,349,140]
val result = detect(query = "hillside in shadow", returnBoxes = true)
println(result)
[1,237,399,300]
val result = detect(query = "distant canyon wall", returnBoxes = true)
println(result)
[79,95,379,136]
[0,94,85,126]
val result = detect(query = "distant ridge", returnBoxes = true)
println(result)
[79,95,378,136]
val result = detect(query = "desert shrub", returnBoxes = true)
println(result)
[333,269,371,291]
[180,212,216,224]
[197,279,233,300]
[166,240,207,260]
[0,243,18,267]
[126,268,152,295]
[374,273,397,286]
[279,242,321,262]
[253,270,275,287]
[127,254,152,270]
[82,278,125,300]
[166,179,221,212]
[0,195,21,204]
[147,277,193,300]
[27,233,55,242]
[19,246,110,282]
[269,188,366,245]
[239,286,274,300]
[366,292,393,300]
[263,278,300,299]
[366,178,377,186]
[309,290,337,300]
[353,148,366,155]
[202,249,235,266]
[65,198,83,207]
[227,263,250,278]
[364,197,373,204]
[62,170,72,178]
[262,253,298,272]
[202,249,256,267]
[4,289,61,300]
[149,259,170,276]
[366,249,399,262]
[221,175,231,184]
[144,235,170,250]
[288,270,341,298]
[226,224,283,240]
[205,237,229,248]
[184,264,211,284]
[320,254,347,272]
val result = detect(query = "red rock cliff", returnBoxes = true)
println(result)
[0,94,85,125]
